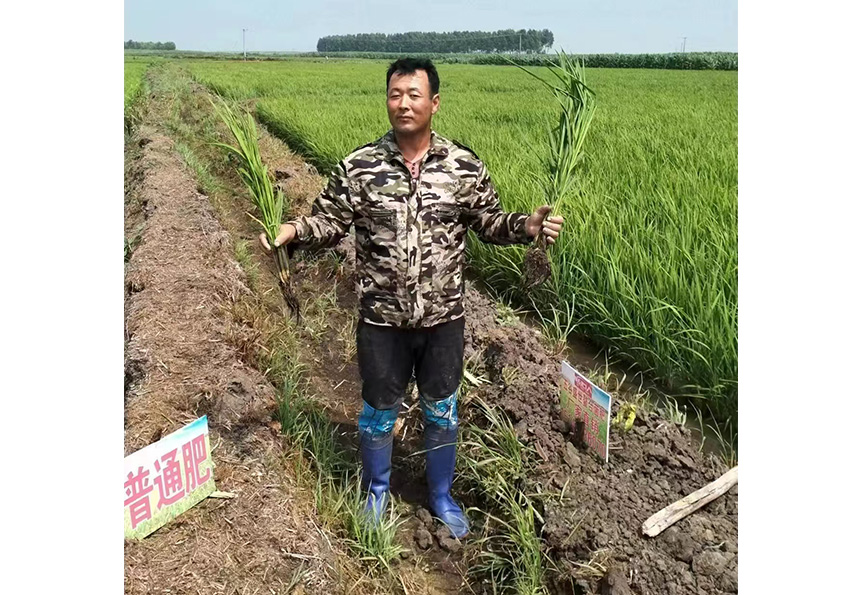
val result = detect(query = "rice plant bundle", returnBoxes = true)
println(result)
[512,51,597,288]
[211,99,300,319]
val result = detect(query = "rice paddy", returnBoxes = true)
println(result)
[124,60,150,109]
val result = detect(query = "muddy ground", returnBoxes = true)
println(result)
[461,290,738,595]
[124,65,737,595]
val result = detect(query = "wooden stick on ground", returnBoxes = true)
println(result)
[642,466,738,537]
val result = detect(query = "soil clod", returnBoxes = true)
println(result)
[415,507,435,531]
[434,526,462,552]
[564,441,582,468]
[691,550,731,577]
[662,526,697,563]
[415,527,433,550]
[598,564,634,595]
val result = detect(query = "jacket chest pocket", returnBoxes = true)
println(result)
[356,178,404,235]
[368,207,398,233]
[359,206,400,252]
[356,205,401,294]
[427,203,459,244]
[425,204,461,294]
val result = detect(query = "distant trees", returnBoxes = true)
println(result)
[465,52,738,70]
[124,40,177,50]
[316,30,554,53]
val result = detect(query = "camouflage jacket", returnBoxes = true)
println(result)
[289,130,532,328]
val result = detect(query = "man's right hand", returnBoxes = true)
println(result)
[260,223,297,252]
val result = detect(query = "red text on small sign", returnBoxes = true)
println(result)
[124,466,154,529]
[125,434,211,528]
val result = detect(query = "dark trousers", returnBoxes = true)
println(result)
[356,317,465,411]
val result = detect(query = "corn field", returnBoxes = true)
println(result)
[185,59,738,424]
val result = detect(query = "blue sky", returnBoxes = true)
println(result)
[124,0,737,54]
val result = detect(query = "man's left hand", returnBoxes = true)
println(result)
[525,205,563,245]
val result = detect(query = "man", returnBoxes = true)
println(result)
[261,58,562,539]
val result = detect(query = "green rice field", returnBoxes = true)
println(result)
[124,61,150,109]
[183,60,738,423]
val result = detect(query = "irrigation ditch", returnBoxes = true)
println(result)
[124,63,737,595]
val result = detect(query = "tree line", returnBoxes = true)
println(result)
[316,30,554,54]
[124,40,177,50]
[296,51,737,71]
[465,51,738,70]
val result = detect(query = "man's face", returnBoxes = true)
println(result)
[387,69,440,136]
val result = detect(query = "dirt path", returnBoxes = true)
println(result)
[124,122,347,593]
[124,64,737,595]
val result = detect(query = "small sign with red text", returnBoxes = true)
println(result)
[560,361,612,462]
[124,416,216,539]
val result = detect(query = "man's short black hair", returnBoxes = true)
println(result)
[386,58,440,97]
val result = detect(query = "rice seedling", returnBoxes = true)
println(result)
[532,298,578,354]
[312,468,353,528]
[302,409,347,478]
[501,365,522,387]
[459,397,528,504]
[694,408,738,469]
[124,59,153,131]
[275,389,310,445]
[283,398,406,571]
[715,428,738,469]
[561,547,611,583]
[175,141,226,199]
[339,316,358,362]
[210,98,300,319]
[473,497,549,595]
[454,352,489,406]
[274,384,406,569]
[124,236,140,263]
[611,402,637,433]
[458,366,489,403]
[210,99,287,241]
[586,357,628,394]
[510,52,596,289]
[281,561,309,595]
[660,395,689,427]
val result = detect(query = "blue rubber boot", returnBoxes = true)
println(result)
[360,431,393,526]
[424,424,470,539]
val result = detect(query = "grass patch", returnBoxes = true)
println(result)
[345,480,407,572]
[175,141,226,198]
[458,397,550,594]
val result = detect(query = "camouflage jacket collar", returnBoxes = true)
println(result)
[375,130,451,162]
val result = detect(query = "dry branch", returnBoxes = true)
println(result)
[642,466,738,537]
